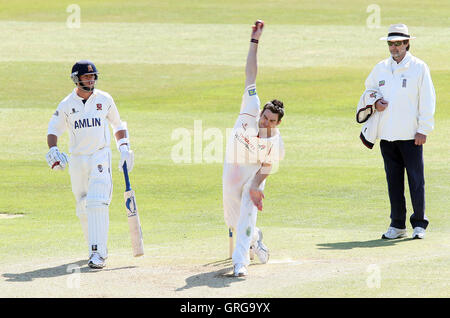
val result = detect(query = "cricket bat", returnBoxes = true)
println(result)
[123,162,144,257]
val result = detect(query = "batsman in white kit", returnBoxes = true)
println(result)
[46,60,134,269]
[223,21,285,277]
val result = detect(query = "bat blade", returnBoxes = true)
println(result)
[124,189,144,257]
[122,162,144,257]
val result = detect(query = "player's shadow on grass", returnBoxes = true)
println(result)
[175,259,245,292]
[2,260,136,282]
[317,238,414,250]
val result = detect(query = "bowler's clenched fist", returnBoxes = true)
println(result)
[251,20,264,40]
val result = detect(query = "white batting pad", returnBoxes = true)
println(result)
[78,212,89,246]
[87,206,109,258]
[86,178,112,206]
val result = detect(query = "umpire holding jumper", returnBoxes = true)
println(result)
[363,24,436,239]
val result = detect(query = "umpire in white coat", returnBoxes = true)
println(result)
[362,24,436,240]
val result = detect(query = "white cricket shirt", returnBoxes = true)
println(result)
[225,84,285,168]
[48,88,124,155]
[364,52,436,141]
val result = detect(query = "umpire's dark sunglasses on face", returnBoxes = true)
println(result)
[387,40,409,46]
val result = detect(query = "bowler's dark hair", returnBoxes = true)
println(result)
[262,99,284,121]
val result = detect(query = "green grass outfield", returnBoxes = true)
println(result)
[0,0,449,298]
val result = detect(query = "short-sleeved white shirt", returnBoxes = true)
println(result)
[225,85,285,167]
[48,88,124,155]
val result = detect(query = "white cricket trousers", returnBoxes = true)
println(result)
[223,163,265,266]
[69,147,112,259]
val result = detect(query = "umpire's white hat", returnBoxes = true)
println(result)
[380,24,416,41]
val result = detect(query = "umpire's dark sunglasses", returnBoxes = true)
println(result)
[387,40,409,46]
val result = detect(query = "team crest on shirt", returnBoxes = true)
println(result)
[378,80,385,87]
[96,103,102,110]
[98,164,103,173]
[248,88,256,96]
[402,78,407,88]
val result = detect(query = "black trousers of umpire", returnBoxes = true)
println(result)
[380,139,429,230]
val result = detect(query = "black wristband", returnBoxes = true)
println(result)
[251,39,259,43]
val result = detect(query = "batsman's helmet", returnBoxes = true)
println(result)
[70,60,99,91]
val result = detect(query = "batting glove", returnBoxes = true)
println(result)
[119,145,134,173]
[46,146,68,170]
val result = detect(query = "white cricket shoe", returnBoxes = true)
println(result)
[251,228,269,264]
[382,227,407,239]
[412,227,426,239]
[88,252,106,269]
[233,263,248,277]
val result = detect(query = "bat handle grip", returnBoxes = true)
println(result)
[123,162,131,191]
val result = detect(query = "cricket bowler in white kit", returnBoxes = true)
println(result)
[223,21,285,277]
[46,60,134,269]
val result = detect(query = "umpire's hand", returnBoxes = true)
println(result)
[415,133,427,146]
[375,98,388,112]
